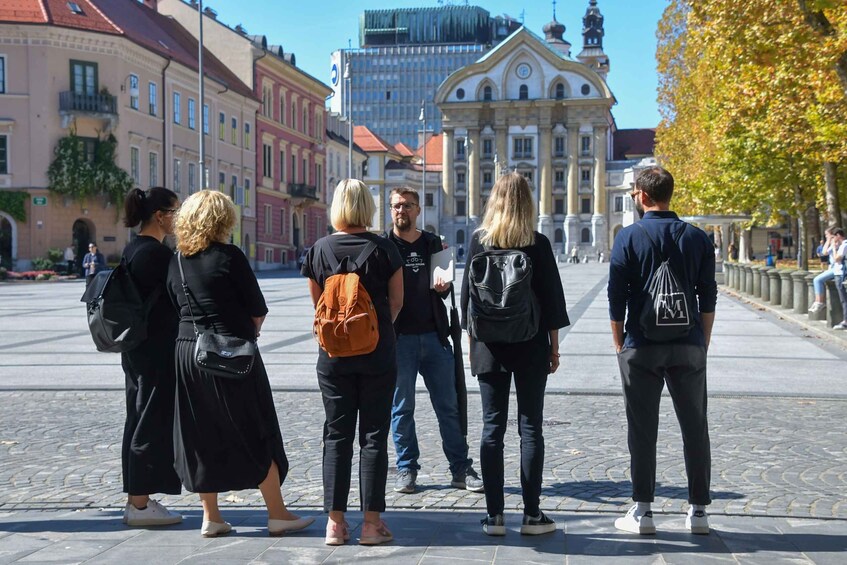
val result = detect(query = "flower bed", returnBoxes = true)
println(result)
[5,270,59,281]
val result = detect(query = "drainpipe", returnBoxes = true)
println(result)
[161,57,172,187]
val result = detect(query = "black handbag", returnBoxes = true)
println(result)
[177,252,257,379]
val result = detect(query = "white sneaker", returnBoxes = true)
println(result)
[808,302,825,313]
[125,500,182,527]
[686,508,710,535]
[614,505,656,535]
[834,322,847,330]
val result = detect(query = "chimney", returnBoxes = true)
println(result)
[203,7,217,19]
[141,0,158,10]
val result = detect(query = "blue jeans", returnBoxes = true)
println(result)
[814,269,834,296]
[391,332,471,474]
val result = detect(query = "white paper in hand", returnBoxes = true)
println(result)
[430,247,455,289]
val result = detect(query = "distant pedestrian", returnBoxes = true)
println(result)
[64,246,75,274]
[385,187,483,496]
[810,227,836,314]
[167,190,312,538]
[457,244,465,262]
[119,187,182,527]
[302,179,403,546]
[461,172,570,537]
[608,166,717,535]
[570,245,579,264]
[82,243,106,286]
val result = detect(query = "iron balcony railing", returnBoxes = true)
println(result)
[59,91,117,115]
[289,183,318,200]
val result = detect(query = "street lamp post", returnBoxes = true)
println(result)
[344,59,352,179]
[198,0,206,188]
[419,100,426,232]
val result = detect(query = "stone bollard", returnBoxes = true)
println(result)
[761,268,773,302]
[791,270,809,314]
[744,265,754,294]
[729,263,738,289]
[767,268,782,305]
[826,279,843,326]
[724,263,733,288]
[751,266,763,297]
[807,272,825,321]
[779,270,794,309]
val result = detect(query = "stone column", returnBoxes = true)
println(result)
[751,266,763,297]
[538,124,553,241]
[442,129,454,217]
[767,269,781,305]
[467,127,480,229]
[743,265,754,294]
[591,126,607,253]
[792,270,809,313]
[565,125,580,251]
[807,273,824,321]
[761,268,772,301]
[826,279,842,326]
[495,122,508,178]
[779,270,793,309]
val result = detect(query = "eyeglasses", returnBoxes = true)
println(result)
[629,189,641,200]
[390,203,417,211]
[160,208,179,214]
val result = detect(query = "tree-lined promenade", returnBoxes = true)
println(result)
[656,1,847,267]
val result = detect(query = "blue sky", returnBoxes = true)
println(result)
[206,0,667,130]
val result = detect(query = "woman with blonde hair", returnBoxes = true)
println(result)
[166,190,313,538]
[301,179,403,546]
[460,172,570,536]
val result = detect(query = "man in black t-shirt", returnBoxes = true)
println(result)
[387,187,483,495]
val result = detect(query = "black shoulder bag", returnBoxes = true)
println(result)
[177,252,257,379]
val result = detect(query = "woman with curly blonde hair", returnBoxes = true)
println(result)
[166,190,313,538]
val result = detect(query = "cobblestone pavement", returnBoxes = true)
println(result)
[1,390,845,520]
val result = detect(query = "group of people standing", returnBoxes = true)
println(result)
[112,164,716,543]
[809,227,847,330]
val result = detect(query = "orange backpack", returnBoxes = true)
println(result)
[313,241,379,358]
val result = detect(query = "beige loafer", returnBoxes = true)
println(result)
[268,516,315,536]
[201,520,233,538]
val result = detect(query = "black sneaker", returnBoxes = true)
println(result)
[481,514,506,536]
[451,467,484,493]
[393,469,417,494]
[520,511,556,535]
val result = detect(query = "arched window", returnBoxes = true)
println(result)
[457,229,465,245]
[581,228,591,243]
[483,85,492,101]
[519,84,528,100]
[554,228,563,244]
[555,83,565,100]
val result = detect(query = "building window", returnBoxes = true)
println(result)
[581,135,591,155]
[554,169,565,186]
[455,88,464,100]
[203,104,209,135]
[456,171,466,189]
[128,74,139,109]
[425,192,433,207]
[482,85,492,101]
[244,177,251,207]
[173,91,181,124]
[244,123,251,149]
[130,146,139,185]
[218,171,225,191]
[456,139,465,160]
[316,164,322,191]
[554,197,565,215]
[483,171,492,188]
[231,117,238,145]
[555,83,565,100]
[279,92,285,124]
[513,137,533,159]
[614,195,624,213]
[280,150,285,183]
[554,136,565,157]
[263,144,273,178]
[482,139,492,158]
[302,158,308,184]
[291,154,296,183]
[231,174,238,200]
[263,85,272,117]
[280,210,286,236]
[148,82,157,116]
[455,197,466,216]
[581,168,591,183]
[0,56,6,94]
[457,229,465,245]
[219,112,225,140]
[521,170,533,183]
[555,228,563,243]
[188,98,196,129]
[148,152,158,187]
[264,248,274,263]
[0,135,6,174]
[581,227,591,243]
[70,60,97,95]
[581,197,591,214]
[188,162,196,193]
[519,84,528,100]
[581,84,591,96]
[173,158,181,192]
[264,204,272,234]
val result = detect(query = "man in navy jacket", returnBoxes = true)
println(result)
[608,166,717,535]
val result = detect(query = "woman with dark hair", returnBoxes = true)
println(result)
[461,172,570,536]
[119,186,183,526]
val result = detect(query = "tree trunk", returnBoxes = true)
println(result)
[739,228,751,263]
[808,206,822,258]
[794,185,809,270]
[825,161,841,228]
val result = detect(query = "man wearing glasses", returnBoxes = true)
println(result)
[608,167,717,535]
[386,187,483,495]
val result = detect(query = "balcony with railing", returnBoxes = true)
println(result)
[59,91,118,128]
[289,182,318,206]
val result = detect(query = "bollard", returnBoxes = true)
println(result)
[779,270,794,309]
[729,263,738,289]
[791,270,808,314]
[724,263,733,288]
[767,268,782,305]
[807,272,825,321]
[752,266,763,297]
[761,268,773,302]
[744,265,754,294]
[826,279,842,326]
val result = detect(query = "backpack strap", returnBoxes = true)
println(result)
[323,238,377,274]
[636,222,687,260]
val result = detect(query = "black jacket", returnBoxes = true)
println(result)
[386,230,452,347]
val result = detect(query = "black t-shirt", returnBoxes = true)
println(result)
[301,232,403,376]
[166,242,269,341]
[390,232,436,335]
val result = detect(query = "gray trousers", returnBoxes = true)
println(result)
[617,343,711,505]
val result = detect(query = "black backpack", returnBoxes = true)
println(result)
[637,222,694,342]
[80,253,159,353]
[467,247,539,343]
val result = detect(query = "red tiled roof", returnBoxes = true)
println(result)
[393,142,414,157]
[414,133,443,168]
[613,128,656,160]
[0,0,47,23]
[354,125,396,154]
[0,0,119,31]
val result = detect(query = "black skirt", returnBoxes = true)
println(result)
[173,338,289,493]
